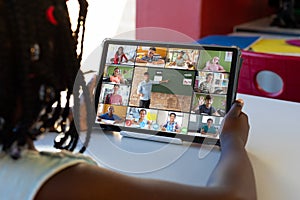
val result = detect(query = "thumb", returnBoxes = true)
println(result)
[226,99,244,118]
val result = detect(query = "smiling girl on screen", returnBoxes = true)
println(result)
[110,67,125,84]
[131,109,151,129]
[113,46,128,64]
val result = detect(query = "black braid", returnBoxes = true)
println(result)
[0,0,92,158]
[0,1,17,130]
[3,0,41,153]
[52,0,92,153]
[74,0,88,62]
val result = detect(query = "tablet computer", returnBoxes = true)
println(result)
[94,39,242,145]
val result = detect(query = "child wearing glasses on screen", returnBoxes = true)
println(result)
[136,47,165,65]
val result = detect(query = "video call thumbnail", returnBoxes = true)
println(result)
[105,44,137,65]
[191,93,226,117]
[125,107,157,130]
[98,83,131,106]
[194,72,229,94]
[188,114,224,138]
[124,107,190,134]
[135,46,167,67]
[166,48,200,70]
[156,110,189,134]
[129,67,196,112]
[103,65,134,85]
[96,104,127,126]
[198,50,233,73]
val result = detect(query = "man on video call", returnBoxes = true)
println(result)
[98,106,123,124]
[137,72,168,108]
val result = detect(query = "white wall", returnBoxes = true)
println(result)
[67,0,136,72]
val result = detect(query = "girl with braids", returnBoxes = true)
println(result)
[0,1,256,200]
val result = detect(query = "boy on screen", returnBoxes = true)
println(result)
[104,84,123,105]
[136,47,165,65]
[198,95,219,116]
[198,73,214,93]
[200,118,217,136]
[161,113,181,133]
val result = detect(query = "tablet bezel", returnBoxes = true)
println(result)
[94,39,242,145]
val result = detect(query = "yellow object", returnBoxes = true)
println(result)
[251,39,300,54]
[147,112,157,121]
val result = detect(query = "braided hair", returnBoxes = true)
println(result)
[0,0,92,159]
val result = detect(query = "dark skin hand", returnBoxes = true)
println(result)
[35,99,256,200]
[207,99,256,200]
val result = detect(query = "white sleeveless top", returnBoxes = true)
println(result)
[0,150,97,200]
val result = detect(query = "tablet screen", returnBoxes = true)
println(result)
[95,40,240,142]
